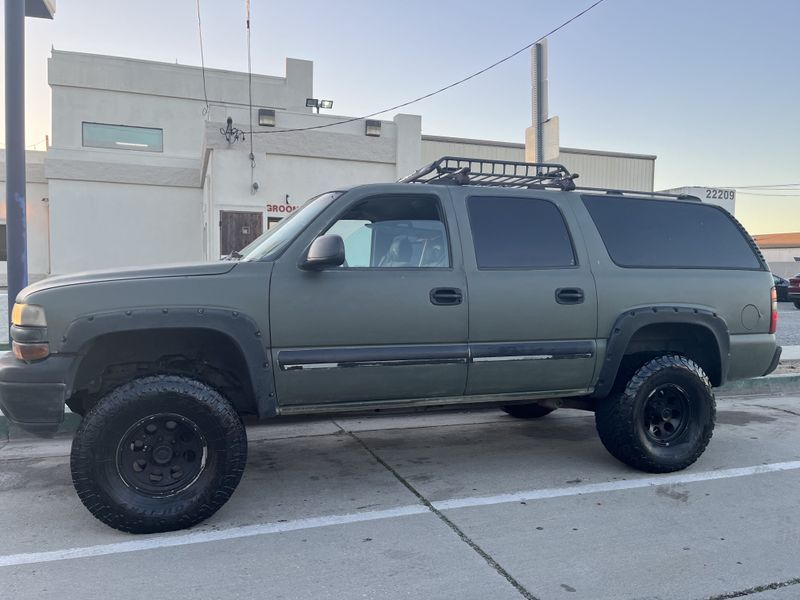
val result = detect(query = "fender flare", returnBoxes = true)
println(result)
[60,307,276,417]
[592,306,730,398]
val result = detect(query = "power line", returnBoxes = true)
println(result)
[196,0,210,115]
[736,184,800,190]
[738,191,800,197]
[248,0,608,135]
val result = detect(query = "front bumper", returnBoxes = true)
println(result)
[0,353,72,436]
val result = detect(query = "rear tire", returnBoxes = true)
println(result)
[595,355,715,473]
[794,301,800,310]
[70,375,247,533]
[502,403,555,419]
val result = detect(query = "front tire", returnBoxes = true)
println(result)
[595,355,715,473]
[794,301,800,310]
[71,375,247,533]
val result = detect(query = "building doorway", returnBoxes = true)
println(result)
[219,210,263,257]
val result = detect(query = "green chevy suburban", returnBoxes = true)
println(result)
[0,157,780,533]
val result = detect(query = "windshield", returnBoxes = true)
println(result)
[239,191,343,261]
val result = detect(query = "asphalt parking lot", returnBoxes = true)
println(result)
[2,395,800,600]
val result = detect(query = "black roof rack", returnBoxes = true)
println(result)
[398,156,701,201]
[398,156,579,191]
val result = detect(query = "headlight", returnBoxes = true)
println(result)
[11,303,47,327]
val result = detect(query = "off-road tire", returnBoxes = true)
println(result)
[71,375,247,534]
[502,404,555,419]
[595,355,715,473]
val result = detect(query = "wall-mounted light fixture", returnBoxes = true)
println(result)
[220,117,245,144]
[258,109,276,127]
[365,120,382,137]
[306,98,334,114]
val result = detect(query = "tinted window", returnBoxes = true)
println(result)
[582,195,761,270]
[324,195,450,268]
[82,122,163,152]
[467,196,576,269]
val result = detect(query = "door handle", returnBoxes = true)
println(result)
[430,287,463,306]
[555,287,584,305]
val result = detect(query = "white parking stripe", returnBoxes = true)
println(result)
[2,460,800,568]
[431,460,800,510]
[0,505,429,568]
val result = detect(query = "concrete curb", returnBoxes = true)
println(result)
[2,373,800,445]
[716,373,800,397]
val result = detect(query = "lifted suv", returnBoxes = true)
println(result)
[0,157,781,533]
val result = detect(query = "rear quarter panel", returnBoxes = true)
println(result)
[566,196,776,381]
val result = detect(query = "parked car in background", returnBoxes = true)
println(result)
[773,274,789,302]
[788,275,800,308]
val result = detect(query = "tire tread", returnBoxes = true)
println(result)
[595,355,716,473]
[70,375,247,534]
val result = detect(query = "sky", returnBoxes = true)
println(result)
[0,0,798,233]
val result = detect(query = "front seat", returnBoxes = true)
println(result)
[379,236,413,267]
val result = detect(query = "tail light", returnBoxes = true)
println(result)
[770,287,778,334]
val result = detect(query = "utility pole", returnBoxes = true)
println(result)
[4,0,54,328]
[5,0,28,325]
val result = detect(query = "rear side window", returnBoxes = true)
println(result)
[467,196,576,269]
[582,195,762,270]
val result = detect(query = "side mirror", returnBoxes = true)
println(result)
[301,234,345,271]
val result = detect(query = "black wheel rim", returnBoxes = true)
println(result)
[116,413,207,497]
[643,384,692,445]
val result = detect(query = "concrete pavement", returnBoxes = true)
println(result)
[2,396,800,600]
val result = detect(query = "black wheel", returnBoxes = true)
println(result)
[794,301,800,310]
[502,403,555,419]
[595,355,715,473]
[71,375,247,533]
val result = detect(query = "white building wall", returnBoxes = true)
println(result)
[0,150,51,283]
[421,136,655,192]
[555,148,655,191]
[759,248,800,278]
[45,51,426,270]
[48,179,203,273]
[421,136,525,165]
[260,155,396,203]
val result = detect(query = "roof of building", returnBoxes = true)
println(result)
[752,232,800,249]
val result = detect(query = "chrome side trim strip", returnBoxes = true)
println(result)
[281,358,468,371]
[472,353,592,363]
[473,354,553,362]
[278,342,594,371]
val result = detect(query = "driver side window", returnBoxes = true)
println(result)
[323,194,450,268]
